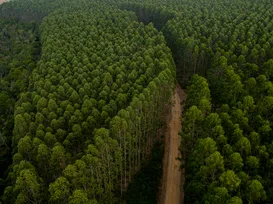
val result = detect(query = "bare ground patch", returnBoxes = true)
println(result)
[0,0,8,5]
[160,84,186,204]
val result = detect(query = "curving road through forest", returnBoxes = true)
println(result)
[0,1,186,200]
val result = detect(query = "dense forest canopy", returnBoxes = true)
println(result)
[0,0,273,203]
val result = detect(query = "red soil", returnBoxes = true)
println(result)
[0,0,8,5]
[161,84,186,204]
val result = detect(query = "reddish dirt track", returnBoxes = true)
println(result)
[161,84,186,204]
[0,0,8,5]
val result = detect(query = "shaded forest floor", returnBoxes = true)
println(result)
[125,141,164,204]
[125,84,186,204]
[161,84,186,204]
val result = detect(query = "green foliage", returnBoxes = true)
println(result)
[0,1,175,203]
[0,18,39,195]
[1,0,273,203]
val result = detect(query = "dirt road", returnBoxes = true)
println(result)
[0,0,8,5]
[161,84,186,204]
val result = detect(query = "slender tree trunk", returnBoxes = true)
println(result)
[119,130,123,196]
[124,132,127,190]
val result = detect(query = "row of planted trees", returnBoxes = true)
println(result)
[181,72,273,203]
[116,0,273,203]
[1,1,176,203]
[47,69,174,203]
[175,0,273,203]
[3,0,273,203]
[120,0,273,202]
